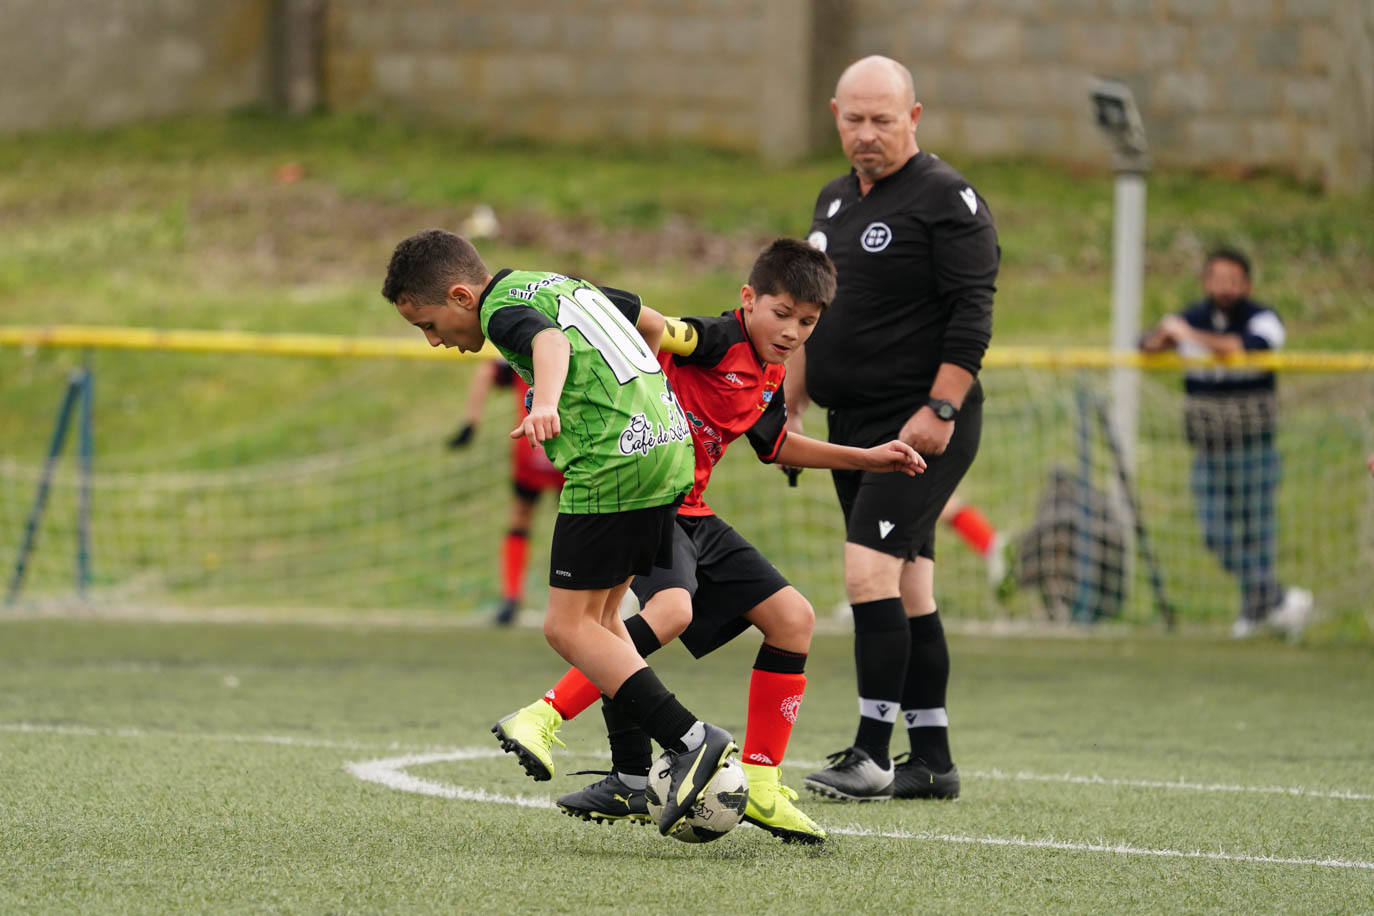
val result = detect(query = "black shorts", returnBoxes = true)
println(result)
[631,514,791,659]
[548,497,683,590]
[828,385,983,561]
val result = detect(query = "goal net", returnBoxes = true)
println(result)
[3,346,1372,625]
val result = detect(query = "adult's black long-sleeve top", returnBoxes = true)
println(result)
[803,152,998,410]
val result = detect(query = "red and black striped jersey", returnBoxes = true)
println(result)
[663,308,788,516]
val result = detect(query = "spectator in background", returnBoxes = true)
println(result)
[449,359,565,626]
[1140,248,1312,638]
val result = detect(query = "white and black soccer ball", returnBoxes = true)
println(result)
[645,754,749,844]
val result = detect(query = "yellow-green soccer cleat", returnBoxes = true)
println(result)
[491,699,565,781]
[741,763,827,846]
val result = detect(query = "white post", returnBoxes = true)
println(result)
[1109,170,1146,475]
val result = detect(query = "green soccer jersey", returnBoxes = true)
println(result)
[479,269,693,514]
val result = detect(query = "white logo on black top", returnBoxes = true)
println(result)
[826,198,841,218]
[860,222,892,252]
[878,520,895,539]
[806,230,827,253]
[959,187,977,214]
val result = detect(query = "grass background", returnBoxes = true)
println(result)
[1,113,1372,633]
[2,616,1372,913]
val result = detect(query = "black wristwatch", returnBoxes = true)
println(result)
[927,398,959,421]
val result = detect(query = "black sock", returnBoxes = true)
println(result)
[624,613,662,659]
[902,610,952,771]
[611,667,697,753]
[851,597,910,768]
[601,694,652,778]
[754,642,807,674]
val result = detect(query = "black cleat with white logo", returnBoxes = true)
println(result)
[652,723,737,836]
[892,753,960,800]
[803,746,894,801]
[557,771,651,825]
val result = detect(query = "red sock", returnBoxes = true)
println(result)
[947,506,996,555]
[542,667,602,721]
[742,670,806,767]
[501,530,529,600]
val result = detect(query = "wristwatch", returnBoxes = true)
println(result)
[927,398,959,421]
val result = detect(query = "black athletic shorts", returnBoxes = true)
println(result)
[827,383,983,562]
[548,496,684,590]
[631,513,791,659]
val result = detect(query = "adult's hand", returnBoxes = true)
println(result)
[899,406,954,456]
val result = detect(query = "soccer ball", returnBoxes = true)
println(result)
[645,754,749,843]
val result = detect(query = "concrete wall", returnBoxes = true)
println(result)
[843,0,1341,184]
[322,0,776,151]
[0,0,272,132]
[0,0,1368,189]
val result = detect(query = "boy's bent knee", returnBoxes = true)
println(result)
[642,589,693,643]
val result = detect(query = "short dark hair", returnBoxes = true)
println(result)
[381,229,488,305]
[747,238,838,309]
[1205,247,1251,279]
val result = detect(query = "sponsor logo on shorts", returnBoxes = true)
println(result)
[878,519,895,539]
[554,569,573,577]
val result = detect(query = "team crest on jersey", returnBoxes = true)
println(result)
[860,222,893,252]
[806,230,827,253]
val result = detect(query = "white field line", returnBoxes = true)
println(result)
[9,723,1372,870]
[347,749,1374,872]
[9,722,1374,803]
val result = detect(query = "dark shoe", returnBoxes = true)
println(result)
[652,723,737,837]
[557,771,652,825]
[493,597,519,626]
[892,752,960,800]
[802,746,894,801]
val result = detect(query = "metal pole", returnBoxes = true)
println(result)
[1109,169,1146,478]
[77,361,94,598]
[6,373,81,607]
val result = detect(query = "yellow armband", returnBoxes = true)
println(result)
[660,316,698,356]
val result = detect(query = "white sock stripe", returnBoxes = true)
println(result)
[903,707,949,728]
[859,697,900,723]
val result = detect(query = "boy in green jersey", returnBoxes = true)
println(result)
[381,228,734,837]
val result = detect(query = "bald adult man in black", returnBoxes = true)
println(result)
[786,55,998,801]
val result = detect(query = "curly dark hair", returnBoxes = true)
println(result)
[747,238,837,309]
[381,229,488,305]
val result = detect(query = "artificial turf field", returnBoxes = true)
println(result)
[2,614,1371,913]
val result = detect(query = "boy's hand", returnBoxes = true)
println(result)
[446,423,476,449]
[864,440,926,476]
[510,404,561,448]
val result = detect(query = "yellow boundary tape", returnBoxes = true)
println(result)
[3,324,1374,371]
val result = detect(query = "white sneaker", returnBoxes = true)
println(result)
[1230,616,1259,639]
[985,533,1008,587]
[1266,586,1314,638]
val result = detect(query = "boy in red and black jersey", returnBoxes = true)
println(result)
[492,239,924,846]
[448,360,565,625]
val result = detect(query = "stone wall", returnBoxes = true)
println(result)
[0,0,272,132]
[1,0,1367,189]
[322,0,780,151]
[842,0,1340,183]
